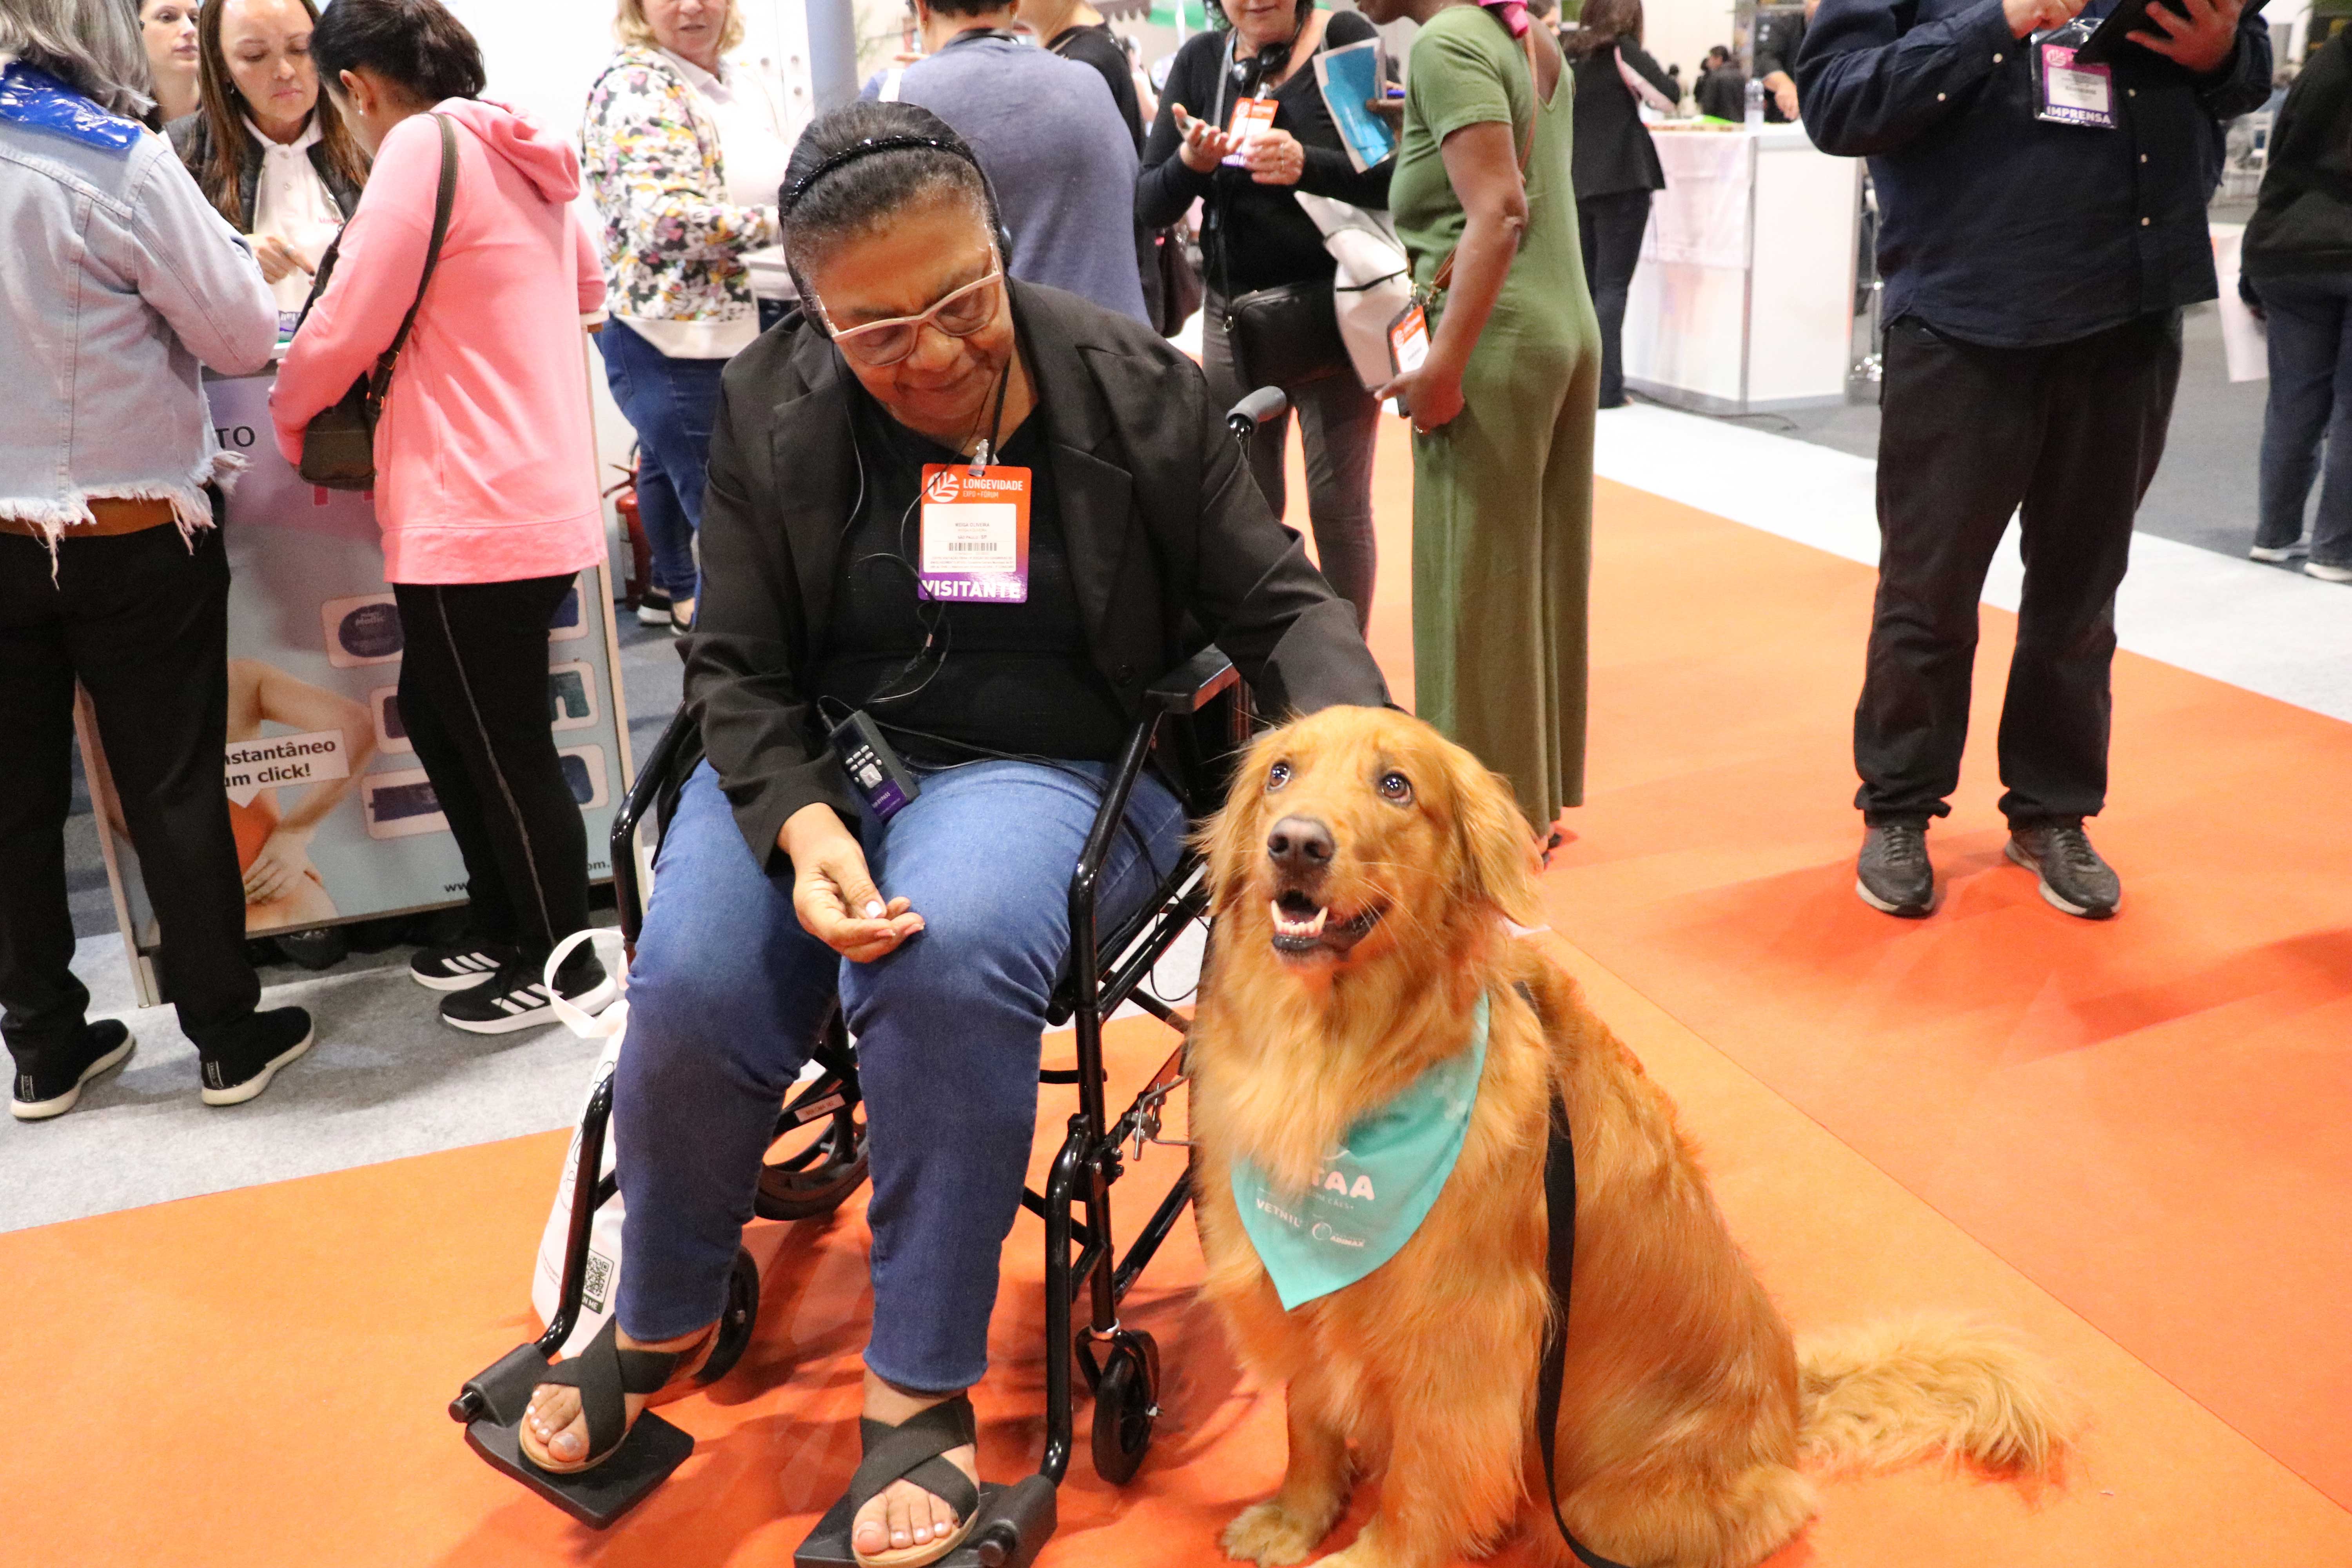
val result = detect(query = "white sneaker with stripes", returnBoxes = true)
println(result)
[439,958,616,1036]
[410,940,517,992]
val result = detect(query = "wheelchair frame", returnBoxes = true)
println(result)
[449,643,1248,1559]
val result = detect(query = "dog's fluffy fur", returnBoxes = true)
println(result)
[1188,708,2073,1568]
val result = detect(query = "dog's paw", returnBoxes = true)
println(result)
[1222,1500,1331,1566]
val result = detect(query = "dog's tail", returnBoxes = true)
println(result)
[1795,1317,2076,1478]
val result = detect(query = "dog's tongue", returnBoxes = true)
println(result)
[1271,899,1328,938]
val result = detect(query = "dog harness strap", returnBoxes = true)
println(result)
[1537,1084,1637,1568]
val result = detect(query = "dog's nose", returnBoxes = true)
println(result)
[1265,815,1334,871]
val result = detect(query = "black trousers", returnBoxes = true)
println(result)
[1577,188,1652,408]
[0,521,259,1079]
[392,576,590,967]
[1855,312,2182,828]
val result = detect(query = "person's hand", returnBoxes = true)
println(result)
[1173,103,1242,173]
[1366,93,1405,126]
[243,826,314,906]
[2128,0,2243,74]
[250,234,314,286]
[1240,125,1307,186]
[1772,79,1800,119]
[780,802,924,963]
[2003,0,2089,36]
[1375,361,1467,434]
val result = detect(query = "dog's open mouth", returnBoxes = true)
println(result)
[1270,889,1386,957]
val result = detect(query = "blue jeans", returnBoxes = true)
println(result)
[615,757,1186,1392]
[597,320,725,601]
[2258,273,2352,568]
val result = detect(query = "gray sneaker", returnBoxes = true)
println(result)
[2006,823,2121,919]
[1857,823,1935,917]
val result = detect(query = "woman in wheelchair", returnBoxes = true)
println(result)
[517,101,1388,1566]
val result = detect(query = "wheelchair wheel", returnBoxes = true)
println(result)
[696,1246,760,1385]
[1089,1328,1160,1485]
[754,1105,870,1221]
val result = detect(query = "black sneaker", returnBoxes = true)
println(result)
[199,1006,315,1106]
[634,587,673,628]
[439,953,615,1035]
[411,938,518,991]
[274,926,348,971]
[2006,822,2121,919]
[1856,822,1935,917]
[11,1021,135,1122]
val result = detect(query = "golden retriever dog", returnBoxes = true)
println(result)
[1187,707,2072,1568]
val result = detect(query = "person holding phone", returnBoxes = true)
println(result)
[1801,0,2270,921]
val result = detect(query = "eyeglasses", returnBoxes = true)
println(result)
[813,267,1005,367]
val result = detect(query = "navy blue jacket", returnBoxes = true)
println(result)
[1798,0,2270,346]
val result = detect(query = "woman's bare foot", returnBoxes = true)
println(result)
[519,1321,712,1469]
[852,1369,980,1559]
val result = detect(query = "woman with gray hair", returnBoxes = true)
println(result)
[0,0,317,1118]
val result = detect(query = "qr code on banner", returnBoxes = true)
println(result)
[582,1250,615,1316]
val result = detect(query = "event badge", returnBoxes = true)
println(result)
[2031,22,2116,129]
[1388,300,1431,376]
[918,463,1030,603]
[1224,95,1278,166]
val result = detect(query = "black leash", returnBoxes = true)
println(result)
[1535,1024,1635,1568]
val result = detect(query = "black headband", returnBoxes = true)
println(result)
[783,134,979,216]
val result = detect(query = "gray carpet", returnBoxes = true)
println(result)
[11,603,684,1236]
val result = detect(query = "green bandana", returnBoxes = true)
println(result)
[1231,994,1489,1311]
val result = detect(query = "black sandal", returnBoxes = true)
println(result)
[846,1393,982,1568]
[520,1317,700,1475]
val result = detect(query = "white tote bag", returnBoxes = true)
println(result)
[529,927,632,1357]
[1293,190,1414,392]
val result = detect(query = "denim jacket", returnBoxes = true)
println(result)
[0,62,278,547]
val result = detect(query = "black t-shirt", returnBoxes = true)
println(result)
[811,387,1130,767]
[1137,11,1393,297]
[1049,23,1145,152]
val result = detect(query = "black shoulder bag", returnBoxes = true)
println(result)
[296,113,458,491]
[1213,34,1350,389]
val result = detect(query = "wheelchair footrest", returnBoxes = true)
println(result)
[464,1407,695,1530]
[795,1473,1057,1568]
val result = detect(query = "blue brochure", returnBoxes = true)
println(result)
[1314,38,1395,173]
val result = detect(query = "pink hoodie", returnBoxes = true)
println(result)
[273,100,606,584]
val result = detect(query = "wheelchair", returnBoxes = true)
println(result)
[448,615,1256,1565]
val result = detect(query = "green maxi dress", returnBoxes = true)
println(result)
[1389,5,1599,830]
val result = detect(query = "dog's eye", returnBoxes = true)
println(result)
[1378,771,1413,805]
[1266,761,1292,791]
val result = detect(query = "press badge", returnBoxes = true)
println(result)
[918,463,1031,603]
[1388,301,1430,375]
[2031,20,2116,129]
[1224,95,1278,166]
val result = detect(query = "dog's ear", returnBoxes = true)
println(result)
[1200,728,1279,916]
[1443,741,1541,924]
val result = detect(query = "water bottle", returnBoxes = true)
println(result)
[1744,75,1764,127]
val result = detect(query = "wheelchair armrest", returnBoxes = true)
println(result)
[612,706,701,945]
[1144,646,1238,715]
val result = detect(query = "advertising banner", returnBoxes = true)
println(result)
[80,370,633,1003]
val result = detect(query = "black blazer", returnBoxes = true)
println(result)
[686,279,1392,867]
[167,111,365,230]
[2244,33,2352,286]
[1568,36,1679,200]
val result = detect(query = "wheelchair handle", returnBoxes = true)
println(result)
[1225,387,1287,442]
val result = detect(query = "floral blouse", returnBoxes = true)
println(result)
[581,45,779,329]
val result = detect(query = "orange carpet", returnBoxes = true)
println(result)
[3,418,2348,1566]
